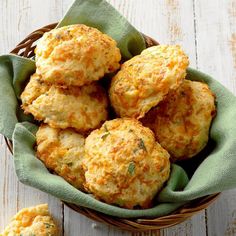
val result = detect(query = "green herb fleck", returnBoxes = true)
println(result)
[66,162,73,167]
[128,129,134,133]
[138,138,147,152]
[101,125,110,140]
[44,222,54,228]
[128,162,135,175]
[104,124,109,132]
[159,166,165,172]
[101,132,110,140]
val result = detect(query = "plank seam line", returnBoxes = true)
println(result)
[205,209,209,236]
[62,203,65,236]
[192,0,199,69]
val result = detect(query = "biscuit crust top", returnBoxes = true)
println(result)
[83,118,170,209]
[35,24,121,87]
[109,45,189,119]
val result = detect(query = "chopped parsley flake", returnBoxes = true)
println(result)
[101,132,110,140]
[101,125,110,140]
[128,162,135,175]
[104,124,109,132]
[138,138,147,152]
[44,222,54,228]
[66,162,73,167]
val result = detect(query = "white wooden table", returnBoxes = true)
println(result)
[0,0,236,235]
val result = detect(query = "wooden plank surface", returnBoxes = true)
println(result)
[0,0,235,235]
[194,1,236,236]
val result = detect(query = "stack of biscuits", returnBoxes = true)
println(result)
[21,24,216,209]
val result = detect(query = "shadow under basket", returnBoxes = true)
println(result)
[5,23,220,232]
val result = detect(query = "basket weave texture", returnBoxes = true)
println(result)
[5,23,220,232]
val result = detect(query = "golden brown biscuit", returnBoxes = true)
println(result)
[109,45,189,119]
[21,74,108,132]
[36,124,85,190]
[83,118,170,209]
[35,24,121,87]
[141,80,216,161]
[0,204,57,236]
[20,74,48,106]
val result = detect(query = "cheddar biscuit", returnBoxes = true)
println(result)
[35,24,121,87]
[0,204,57,236]
[109,45,189,119]
[83,118,170,209]
[36,124,85,190]
[21,74,108,132]
[141,80,216,161]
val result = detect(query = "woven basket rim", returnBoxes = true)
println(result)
[4,22,220,232]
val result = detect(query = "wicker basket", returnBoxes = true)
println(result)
[5,23,220,232]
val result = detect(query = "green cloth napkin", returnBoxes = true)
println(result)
[0,55,35,139]
[0,0,236,218]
